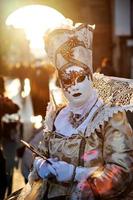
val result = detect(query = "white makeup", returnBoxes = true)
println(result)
[60,66,94,106]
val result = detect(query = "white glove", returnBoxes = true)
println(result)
[48,159,75,182]
[48,159,98,183]
[75,166,98,182]
[33,157,56,179]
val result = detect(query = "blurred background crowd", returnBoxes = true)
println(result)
[0,0,133,199]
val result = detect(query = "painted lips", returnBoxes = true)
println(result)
[73,93,82,97]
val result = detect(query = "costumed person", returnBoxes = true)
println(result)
[10,20,133,200]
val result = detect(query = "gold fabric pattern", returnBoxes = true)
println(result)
[57,36,85,60]
[45,23,94,75]
[47,132,84,166]
[93,73,133,107]
[56,35,93,79]
[38,131,51,157]
[90,112,133,199]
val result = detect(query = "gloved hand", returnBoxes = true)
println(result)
[47,159,75,182]
[33,157,56,179]
[74,166,98,182]
[47,159,98,183]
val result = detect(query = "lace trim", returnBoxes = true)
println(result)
[45,103,133,137]
[45,103,133,136]
[86,104,133,135]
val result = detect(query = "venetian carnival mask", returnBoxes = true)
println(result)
[59,65,94,105]
[44,20,95,105]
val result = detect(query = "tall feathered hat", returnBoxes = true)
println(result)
[45,20,95,80]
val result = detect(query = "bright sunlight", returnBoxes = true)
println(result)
[6,5,65,58]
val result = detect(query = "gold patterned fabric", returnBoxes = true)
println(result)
[37,106,133,200]
[93,73,133,108]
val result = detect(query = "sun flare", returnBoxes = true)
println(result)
[6,5,65,57]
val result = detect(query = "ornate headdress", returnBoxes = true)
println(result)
[45,20,95,79]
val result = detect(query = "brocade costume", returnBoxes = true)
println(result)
[36,73,133,200]
[15,21,133,200]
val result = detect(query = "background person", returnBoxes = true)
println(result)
[0,76,19,199]
[96,57,116,76]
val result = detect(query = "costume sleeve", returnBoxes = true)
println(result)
[37,101,57,156]
[87,111,133,199]
[37,129,50,158]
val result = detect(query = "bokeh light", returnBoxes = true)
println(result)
[6,5,65,58]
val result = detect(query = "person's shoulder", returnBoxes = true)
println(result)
[89,104,128,133]
[44,102,65,131]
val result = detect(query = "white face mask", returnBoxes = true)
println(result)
[59,66,94,106]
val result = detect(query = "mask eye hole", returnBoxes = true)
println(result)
[77,75,86,83]
[62,78,72,86]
